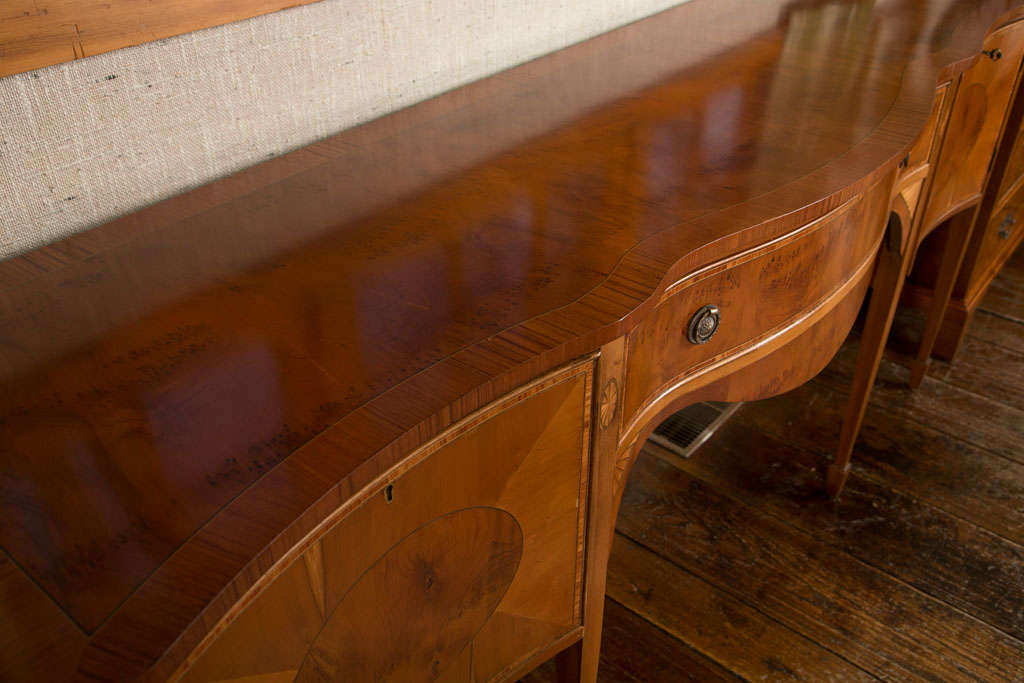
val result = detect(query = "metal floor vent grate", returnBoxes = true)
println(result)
[649,401,742,458]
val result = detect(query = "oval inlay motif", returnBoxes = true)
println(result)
[296,507,523,682]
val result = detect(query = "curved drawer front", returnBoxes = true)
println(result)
[622,180,890,427]
[173,361,593,683]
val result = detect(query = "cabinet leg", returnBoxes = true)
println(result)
[930,303,973,361]
[568,336,624,682]
[909,213,973,388]
[829,228,914,497]
[555,641,583,683]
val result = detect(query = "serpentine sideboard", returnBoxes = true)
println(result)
[2,0,1023,680]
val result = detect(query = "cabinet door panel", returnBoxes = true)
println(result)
[176,361,594,683]
[923,21,1024,230]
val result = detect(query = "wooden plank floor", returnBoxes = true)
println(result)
[525,245,1024,682]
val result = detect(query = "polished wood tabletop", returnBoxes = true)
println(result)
[0,0,1019,679]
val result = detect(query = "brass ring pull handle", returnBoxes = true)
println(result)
[999,212,1016,239]
[983,47,1003,60]
[687,304,721,344]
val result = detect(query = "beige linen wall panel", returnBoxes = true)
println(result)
[0,0,694,259]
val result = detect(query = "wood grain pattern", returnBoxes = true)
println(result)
[618,453,1024,682]
[622,184,887,428]
[681,415,1024,643]
[173,359,592,682]
[733,376,1024,545]
[606,535,876,682]
[1,0,1023,679]
[296,508,521,682]
[821,341,1024,465]
[0,0,323,78]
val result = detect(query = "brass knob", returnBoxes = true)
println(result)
[687,304,721,344]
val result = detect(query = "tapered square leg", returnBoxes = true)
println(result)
[830,214,917,497]
[910,212,974,388]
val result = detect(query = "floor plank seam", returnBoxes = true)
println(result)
[647,446,1024,650]
[735,380,1024,547]
[602,594,755,683]
[613,530,887,682]
[808,375,1024,469]
[977,306,1024,326]
[843,467,1024,550]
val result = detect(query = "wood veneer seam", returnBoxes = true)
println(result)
[291,505,525,682]
[0,546,87,637]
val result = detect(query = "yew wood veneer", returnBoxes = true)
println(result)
[0,1,1020,681]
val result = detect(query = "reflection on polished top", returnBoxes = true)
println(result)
[0,0,1017,677]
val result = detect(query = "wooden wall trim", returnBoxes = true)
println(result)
[0,0,324,79]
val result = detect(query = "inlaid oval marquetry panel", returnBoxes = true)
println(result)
[175,360,593,682]
[297,507,522,681]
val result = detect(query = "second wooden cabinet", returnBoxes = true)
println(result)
[921,20,1024,232]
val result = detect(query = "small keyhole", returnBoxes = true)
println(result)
[384,484,394,503]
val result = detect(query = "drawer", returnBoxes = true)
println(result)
[968,183,1024,295]
[175,360,594,682]
[922,19,1024,230]
[621,178,890,426]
